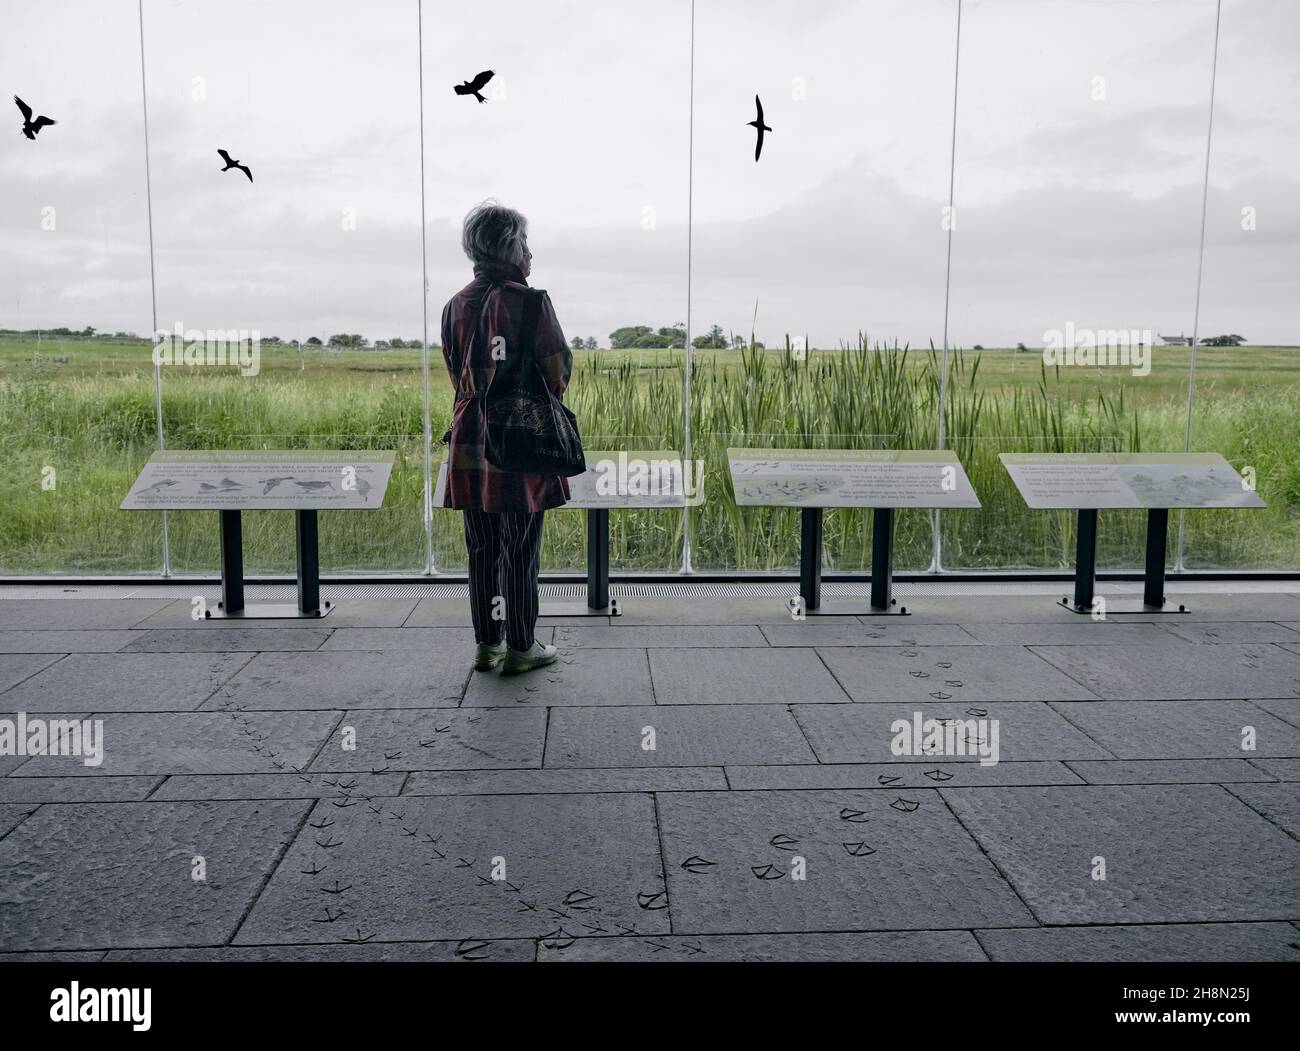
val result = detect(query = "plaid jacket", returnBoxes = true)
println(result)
[441,260,573,513]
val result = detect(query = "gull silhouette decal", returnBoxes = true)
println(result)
[746,94,772,161]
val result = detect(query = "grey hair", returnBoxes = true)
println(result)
[461,199,528,266]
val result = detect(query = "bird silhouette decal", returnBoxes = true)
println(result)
[747,95,771,162]
[453,70,495,104]
[14,96,56,140]
[258,476,295,495]
[217,148,253,182]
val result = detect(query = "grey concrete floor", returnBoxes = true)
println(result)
[1,585,1299,962]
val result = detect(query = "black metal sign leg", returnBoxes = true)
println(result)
[296,509,321,615]
[587,508,611,612]
[870,507,895,611]
[1073,509,1098,611]
[218,510,245,615]
[1144,508,1169,609]
[799,507,823,611]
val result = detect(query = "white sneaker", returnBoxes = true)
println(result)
[473,640,507,671]
[501,641,559,675]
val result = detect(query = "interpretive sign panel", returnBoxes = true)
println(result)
[727,449,980,508]
[1000,453,1265,510]
[435,451,702,509]
[122,451,395,511]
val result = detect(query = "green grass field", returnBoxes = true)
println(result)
[2,334,1297,575]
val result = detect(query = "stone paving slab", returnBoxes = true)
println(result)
[1050,700,1300,759]
[0,653,62,692]
[0,803,39,837]
[545,705,818,767]
[103,940,535,961]
[401,599,475,627]
[208,650,468,710]
[9,710,341,777]
[136,598,420,629]
[0,630,131,653]
[404,599,600,627]
[307,708,545,772]
[403,767,728,796]
[649,649,850,705]
[0,799,312,950]
[1248,697,1300,729]
[464,648,654,707]
[1145,593,1300,621]
[724,761,1085,791]
[1248,757,1300,781]
[0,776,161,803]
[975,922,1300,962]
[1224,783,1300,839]
[0,599,171,630]
[792,702,1113,764]
[921,593,1300,623]
[961,621,1183,646]
[552,624,769,649]
[944,784,1300,924]
[237,792,668,944]
[817,646,1099,703]
[0,951,108,962]
[1065,758,1278,785]
[122,627,331,653]
[1032,643,1300,700]
[319,627,549,651]
[539,929,987,961]
[886,595,1104,622]
[2,652,254,712]
[656,789,1034,934]
[538,597,794,626]
[759,622,981,647]
[1158,621,1300,645]
[150,772,407,801]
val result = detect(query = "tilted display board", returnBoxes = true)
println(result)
[999,452,1265,615]
[434,451,700,509]
[727,449,981,616]
[999,452,1264,510]
[727,448,980,509]
[122,451,395,511]
[121,451,396,619]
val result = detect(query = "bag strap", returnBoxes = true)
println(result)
[485,285,543,397]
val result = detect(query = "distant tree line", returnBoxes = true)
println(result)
[605,324,763,350]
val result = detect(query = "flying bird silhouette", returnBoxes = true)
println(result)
[453,70,495,104]
[14,96,56,140]
[217,148,253,182]
[747,95,771,162]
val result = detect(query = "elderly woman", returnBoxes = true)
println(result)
[442,200,572,675]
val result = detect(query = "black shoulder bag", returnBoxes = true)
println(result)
[482,287,586,477]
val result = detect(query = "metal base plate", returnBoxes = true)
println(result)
[207,601,334,620]
[539,600,623,618]
[1058,597,1190,616]
[798,598,910,617]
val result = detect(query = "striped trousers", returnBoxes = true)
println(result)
[462,508,545,651]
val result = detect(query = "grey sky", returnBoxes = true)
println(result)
[1,0,1296,348]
